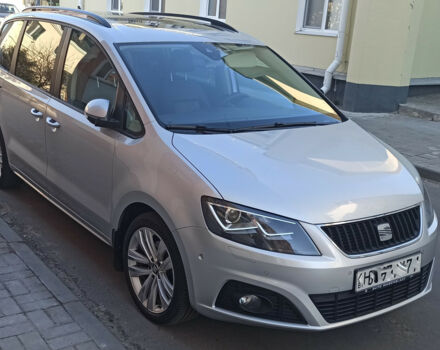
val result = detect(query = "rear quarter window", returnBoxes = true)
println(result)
[0,21,24,71]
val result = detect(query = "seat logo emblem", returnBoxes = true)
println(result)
[377,223,393,242]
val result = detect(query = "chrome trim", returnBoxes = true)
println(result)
[13,170,111,246]
[319,205,423,259]
[427,210,438,236]
[318,203,421,226]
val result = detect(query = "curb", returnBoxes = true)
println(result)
[0,218,126,350]
[417,166,440,183]
[399,104,440,122]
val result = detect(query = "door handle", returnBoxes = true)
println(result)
[46,117,60,132]
[30,108,43,121]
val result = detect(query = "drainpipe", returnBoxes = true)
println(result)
[321,0,351,94]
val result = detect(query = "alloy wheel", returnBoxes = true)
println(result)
[127,227,174,314]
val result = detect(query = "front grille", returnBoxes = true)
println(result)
[310,262,432,323]
[321,206,421,255]
[216,280,307,324]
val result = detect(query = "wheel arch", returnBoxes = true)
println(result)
[111,192,196,305]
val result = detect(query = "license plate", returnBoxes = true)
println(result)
[355,253,421,292]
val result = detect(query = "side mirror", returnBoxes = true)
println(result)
[85,99,120,129]
[85,98,110,121]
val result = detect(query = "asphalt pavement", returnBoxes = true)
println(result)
[0,179,438,350]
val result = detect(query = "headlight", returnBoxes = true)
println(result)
[201,197,320,255]
[424,185,435,227]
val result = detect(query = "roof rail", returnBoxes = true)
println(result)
[130,12,238,32]
[22,6,112,28]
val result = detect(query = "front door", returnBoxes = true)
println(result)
[45,29,121,236]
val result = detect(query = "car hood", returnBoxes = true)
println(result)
[172,120,422,224]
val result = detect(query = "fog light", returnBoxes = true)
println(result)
[238,294,273,314]
[239,295,261,310]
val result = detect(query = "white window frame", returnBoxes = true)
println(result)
[296,0,338,37]
[144,0,164,12]
[200,0,226,21]
[109,0,123,14]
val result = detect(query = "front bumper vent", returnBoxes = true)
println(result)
[310,261,432,323]
[215,280,307,324]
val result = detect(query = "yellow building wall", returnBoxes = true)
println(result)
[81,0,106,12]
[61,0,196,14]
[346,0,424,87]
[167,0,357,73]
[411,0,440,79]
[58,0,355,74]
[60,0,439,83]
[228,0,337,70]
[164,0,199,15]
[147,0,354,73]
[59,0,144,13]
[59,0,77,8]
[123,0,145,12]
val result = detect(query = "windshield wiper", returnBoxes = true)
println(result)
[165,124,233,134]
[231,121,330,132]
[166,121,331,134]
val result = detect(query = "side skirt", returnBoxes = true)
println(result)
[13,170,112,246]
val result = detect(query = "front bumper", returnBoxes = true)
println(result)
[177,212,438,330]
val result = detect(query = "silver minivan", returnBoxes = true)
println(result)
[0,7,437,330]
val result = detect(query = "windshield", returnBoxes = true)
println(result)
[0,4,17,13]
[118,42,343,132]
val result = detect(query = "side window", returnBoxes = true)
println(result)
[15,21,64,92]
[61,29,119,111]
[0,21,24,71]
[123,94,143,136]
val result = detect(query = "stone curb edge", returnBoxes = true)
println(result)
[417,166,440,183]
[0,218,126,350]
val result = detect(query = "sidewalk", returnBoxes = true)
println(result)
[347,112,440,182]
[0,220,125,350]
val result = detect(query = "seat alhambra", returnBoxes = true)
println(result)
[0,7,437,330]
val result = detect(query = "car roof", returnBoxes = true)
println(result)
[6,10,262,46]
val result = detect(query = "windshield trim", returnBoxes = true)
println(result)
[115,41,348,134]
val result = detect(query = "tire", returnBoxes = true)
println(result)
[0,129,18,189]
[123,212,196,325]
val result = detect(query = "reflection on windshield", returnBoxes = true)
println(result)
[265,76,338,118]
[118,42,342,132]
